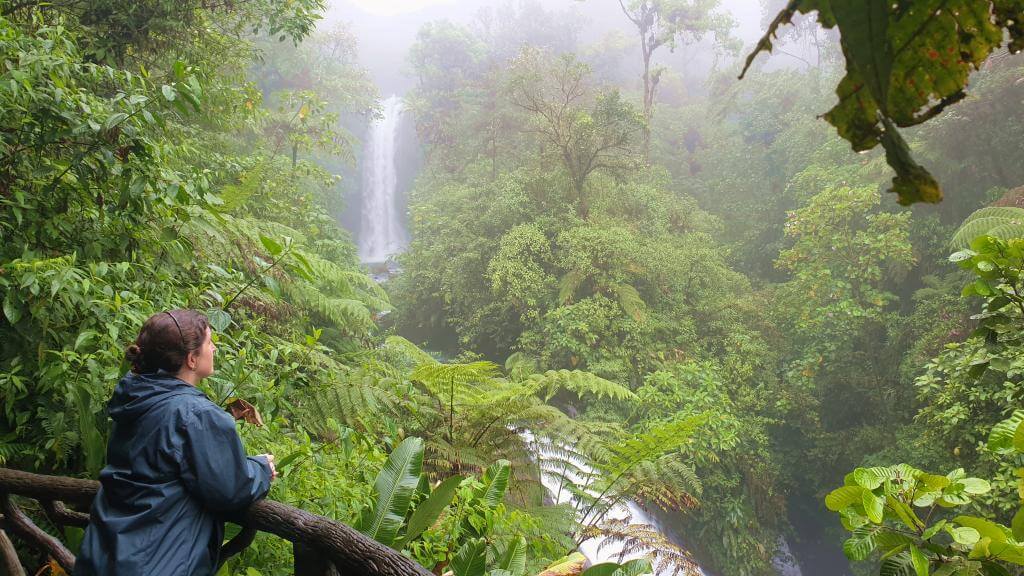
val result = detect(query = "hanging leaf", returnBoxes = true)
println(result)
[744,0,1024,205]
[259,235,284,257]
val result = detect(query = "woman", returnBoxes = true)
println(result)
[74,310,276,576]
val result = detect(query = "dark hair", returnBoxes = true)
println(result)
[126,309,210,374]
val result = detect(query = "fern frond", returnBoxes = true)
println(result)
[587,519,701,576]
[598,416,706,482]
[217,165,267,213]
[380,334,436,364]
[281,281,374,330]
[627,456,701,512]
[611,282,647,322]
[951,207,1024,249]
[526,370,636,402]
[410,361,502,396]
[558,270,587,304]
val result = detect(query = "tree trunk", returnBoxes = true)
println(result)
[641,33,653,159]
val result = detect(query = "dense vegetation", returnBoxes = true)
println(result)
[1,0,1024,575]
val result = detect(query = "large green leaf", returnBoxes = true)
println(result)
[909,544,929,576]
[476,459,511,510]
[1012,508,1024,541]
[450,538,487,576]
[953,516,1009,543]
[357,437,424,547]
[826,485,864,511]
[537,553,587,576]
[988,411,1024,454]
[863,489,885,524]
[498,535,528,576]
[397,474,464,549]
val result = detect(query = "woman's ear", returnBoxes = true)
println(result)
[187,350,198,371]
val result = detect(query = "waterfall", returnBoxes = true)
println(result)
[358,95,408,263]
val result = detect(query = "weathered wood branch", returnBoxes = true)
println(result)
[0,493,76,572]
[0,468,434,576]
[0,468,97,506]
[42,500,90,528]
[0,528,26,576]
[240,499,433,576]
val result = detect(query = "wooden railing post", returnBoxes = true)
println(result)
[294,541,338,576]
[0,528,26,576]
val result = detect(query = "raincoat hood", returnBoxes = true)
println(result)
[106,371,206,423]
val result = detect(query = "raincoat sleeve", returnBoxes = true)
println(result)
[179,401,272,512]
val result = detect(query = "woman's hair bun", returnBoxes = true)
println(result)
[127,310,209,374]
[125,343,143,369]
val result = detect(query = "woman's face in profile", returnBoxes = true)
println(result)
[193,327,216,380]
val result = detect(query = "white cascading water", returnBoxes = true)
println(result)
[358,95,407,263]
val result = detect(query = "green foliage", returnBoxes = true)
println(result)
[747,0,1024,205]
[825,417,1024,574]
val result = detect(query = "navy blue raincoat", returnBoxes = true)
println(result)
[74,371,272,576]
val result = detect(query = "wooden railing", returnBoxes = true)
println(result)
[0,467,433,576]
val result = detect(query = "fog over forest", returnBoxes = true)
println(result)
[327,0,771,94]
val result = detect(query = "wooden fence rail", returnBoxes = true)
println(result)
[0,467,434,576]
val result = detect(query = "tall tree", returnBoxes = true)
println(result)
[507,47,644,218]
[616,0,735,157]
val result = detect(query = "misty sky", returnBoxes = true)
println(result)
[326,0,773,95]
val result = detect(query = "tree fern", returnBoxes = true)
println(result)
[381,336,437,369]
[291,247,390,310]
[600,416,705,481]
[296,360,406,437]
[281,281,374,330]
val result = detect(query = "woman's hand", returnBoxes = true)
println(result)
[257,453,277,481]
